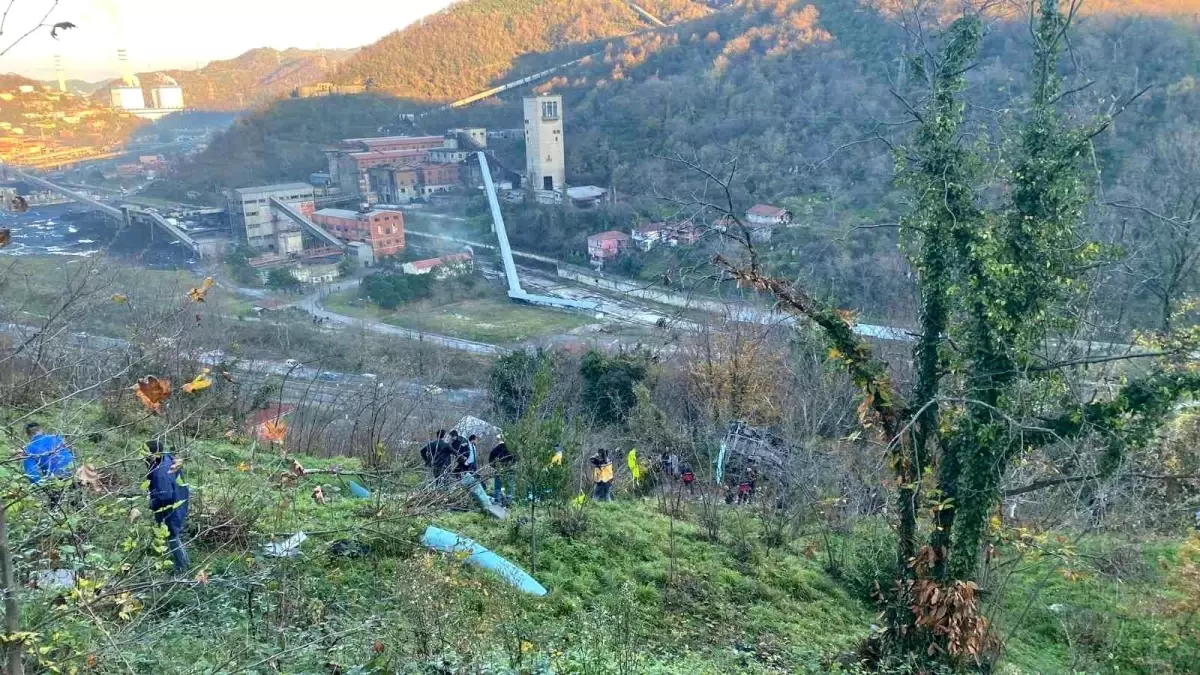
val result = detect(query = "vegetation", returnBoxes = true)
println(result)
[329,0,708,99]
[705,1,1200,668]
[360,272,435,309]
[264,267,302,291]
[141,47,357,111]
[328,290,593,346]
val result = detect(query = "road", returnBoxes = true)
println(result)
[0,323,484,411]
[291,281,508,356]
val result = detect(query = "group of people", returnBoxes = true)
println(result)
[420,429,517,504]
[19,422,192,573]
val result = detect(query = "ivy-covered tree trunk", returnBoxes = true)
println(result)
[0,504,24,675]
[713,0,1200,666]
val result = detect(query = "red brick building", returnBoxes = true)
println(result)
[312,208,406,258]
[587,230,631,262]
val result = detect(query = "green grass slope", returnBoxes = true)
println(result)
[5,404,1196,672]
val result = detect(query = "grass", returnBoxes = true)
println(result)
[325,289,594,345]
[3,398,1198,673]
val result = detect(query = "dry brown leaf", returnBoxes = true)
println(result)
[75,464,102,491]
[290,459,306,476]
[0,229,10,249]
[111,293,128,304]
[194,569,210,584]
[133,376,171,413]
[128,508,141,523]
[311,485,325,505]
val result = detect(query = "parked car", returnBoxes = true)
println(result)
[318,371,340,382]
[285,359,301,369]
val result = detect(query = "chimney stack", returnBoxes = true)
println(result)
[54,54,66,93]
[117,48,135,86]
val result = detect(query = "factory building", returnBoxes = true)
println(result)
[229,183,315,254]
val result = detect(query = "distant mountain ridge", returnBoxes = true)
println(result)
[41,47,358,110]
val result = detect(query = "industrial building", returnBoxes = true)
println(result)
[523,95,565,192]
[369,163,460,204]
[150,75,185,110]
[311,208,406,259]
[325,135,450,200]
[229,183,315,254]
[106,51,186,120]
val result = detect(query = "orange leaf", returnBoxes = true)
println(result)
[260,419,287,444]
[187,277,214,303]
[133,376,171,413]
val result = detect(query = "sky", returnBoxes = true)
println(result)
[1,0,458,81]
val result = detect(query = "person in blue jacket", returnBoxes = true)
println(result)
[144,440,190,573]
[22,422,75,504]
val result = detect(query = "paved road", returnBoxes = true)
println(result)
[0,323,484,410]
[291,281,508,356]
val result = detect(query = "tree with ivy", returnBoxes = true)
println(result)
[705,0,1200,666]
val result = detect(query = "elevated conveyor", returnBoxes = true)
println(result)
[124,207,201,255]
[477,152,598,312]
[268,197,346,250]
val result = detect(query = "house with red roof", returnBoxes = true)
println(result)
[746,204,793,228]
[401,252,473,278]
[587,230,631,262]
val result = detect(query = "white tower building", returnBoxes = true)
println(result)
[523,95,565,192]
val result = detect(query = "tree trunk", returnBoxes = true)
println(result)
[0,503,24,675]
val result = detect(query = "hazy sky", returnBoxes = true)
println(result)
[2,0,458,80]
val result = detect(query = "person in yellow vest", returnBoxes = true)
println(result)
[590,448,614,502]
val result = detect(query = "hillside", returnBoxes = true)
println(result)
[329,0,711,100]
[143,47,357,110]
[0,73,39,90]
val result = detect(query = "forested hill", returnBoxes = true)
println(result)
[141,47,356,110]
[0,73,39,90]
[328,0,711,100]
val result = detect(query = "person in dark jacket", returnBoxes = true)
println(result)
[488,436,516,504]
[451,433,473,477]
[465,434,479,472]
[421,430,447,469]
[144,440,190,573]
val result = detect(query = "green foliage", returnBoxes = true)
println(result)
[580,350,650,427]
[489,348,555,420]
[359,272,434,309]
[265,267,302,290]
